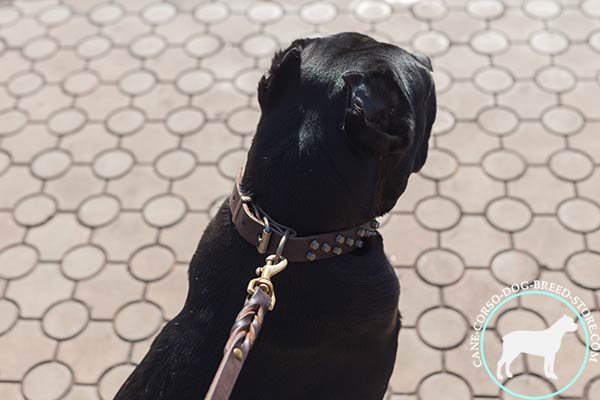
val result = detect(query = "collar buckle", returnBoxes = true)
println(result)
[256,217,272,254]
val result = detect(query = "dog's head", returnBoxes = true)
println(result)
[558,315,578,332]
[243,32,436,234]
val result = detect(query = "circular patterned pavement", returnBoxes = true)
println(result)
[142,3,177,25]
[63,70,100,95]
[536,66,576,93]
[31,149,71,180]
[491,250,540,286]
[42,300,89,340]
[0,299,19,335]
[8,71,44,97]
[47,108,86,136]
[415,196,461,231]
[130,245,175,282]
[23,37,58,61]
[486,197,532,232]
[99,364,136,400]
[549,149,594,181]
[412,31,450,56]
[155,149,197,180]
[482,149,526,181]
[176,70,214,95]
[38,5,71,26]
[23,361,72,400]
[530,30,569,55]
[542,106,584,135]
[467,0,504,19]
[78,194,120,227]
[166,107,205,136]
[477,107,519,136]
[300,2,338,24]
[118,70,156,95]
[130,34,167,59]
[184,34,221,58]
[77,35,111,59]
[106,107,145,136]
[14,194,57,227]
[61,245,105,281]
[93,149,134,179]
[114,301,163,341]
[194,3,229,24]
[416,249,464,286]
[471,30,509,55]
[0,109,27,136]
[419,373,471,400]
[23,361,73,400]
[567,251,600,289]
[142,194,187,227]
[474,67,514,93]
[247,2,284,24]
[0,244,38,279]
[418,307,468,349]
[419,149,458,180]
[558,198,600,233]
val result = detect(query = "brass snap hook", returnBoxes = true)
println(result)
[247,230,290,310]
[247,255,288,311]
[258,255,288,280]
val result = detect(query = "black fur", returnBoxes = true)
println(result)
[114,32,436,400]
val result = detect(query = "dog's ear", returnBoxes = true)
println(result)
[413,52,433,72]
[257,40,305,110]
[412,79,436,172]
[342,67,415,158]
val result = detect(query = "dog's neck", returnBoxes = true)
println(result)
[241,150,380,236]
[240,105,405,236]
[548,321,570,336]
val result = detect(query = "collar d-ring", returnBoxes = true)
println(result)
[274,230,289,263]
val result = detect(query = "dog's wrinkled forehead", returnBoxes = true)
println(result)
[300,33,432,96]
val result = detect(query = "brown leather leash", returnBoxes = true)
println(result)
[205,254,287,400]
[205,171,379,399]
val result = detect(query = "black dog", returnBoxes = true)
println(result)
[115,32,436,400]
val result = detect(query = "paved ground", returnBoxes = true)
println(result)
[1,0,600,399]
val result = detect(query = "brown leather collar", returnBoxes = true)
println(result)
[229,171,379,262]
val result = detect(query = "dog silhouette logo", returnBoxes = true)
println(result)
[497,315,578,381]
